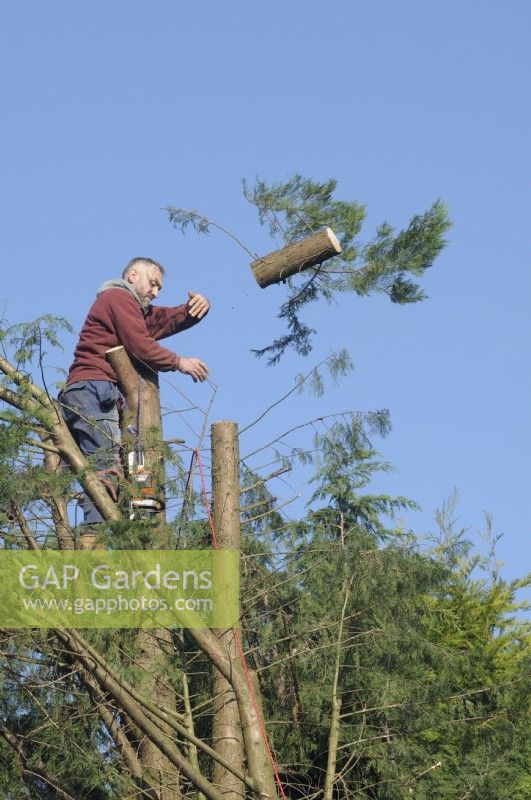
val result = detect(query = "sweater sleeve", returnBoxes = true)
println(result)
[106,291,182,372]
[145,302,202,341]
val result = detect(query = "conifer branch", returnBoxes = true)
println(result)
[0,355,53,408]
[0,722,76,800]
[55,629,227,800]
[58,629,261,794]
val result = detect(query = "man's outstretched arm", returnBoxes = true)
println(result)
[108,290,209,381]
[146,291,211,341]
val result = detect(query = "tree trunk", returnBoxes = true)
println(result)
[106,344,165,513]
[324,515,352,800]
[250,227,341,288]
[211,421,245,800]
[106,345,179,800]
[135,629,182,800]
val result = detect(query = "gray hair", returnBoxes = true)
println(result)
[122,257,166,279]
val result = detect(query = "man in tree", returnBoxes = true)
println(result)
[59,256,210,527]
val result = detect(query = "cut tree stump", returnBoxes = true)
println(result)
[250,226,342,288]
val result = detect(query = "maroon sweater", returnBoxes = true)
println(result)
[67,287,200,385]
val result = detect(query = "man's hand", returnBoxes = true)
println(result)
[187,291,210,320]
[178,356,209,383]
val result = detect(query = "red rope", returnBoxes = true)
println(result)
[195,448,287,800]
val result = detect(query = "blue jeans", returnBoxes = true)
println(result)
[59,380,122,524]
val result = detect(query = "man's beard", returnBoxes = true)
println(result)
[136,290,152,309]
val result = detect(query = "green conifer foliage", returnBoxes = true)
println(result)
[239,430,530,800]
[244,176,450,363]
[1,301,529,798]
[168,175,451,364]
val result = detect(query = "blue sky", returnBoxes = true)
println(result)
[1,1,529,593]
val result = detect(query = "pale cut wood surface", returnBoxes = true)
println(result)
[251,226,342,288]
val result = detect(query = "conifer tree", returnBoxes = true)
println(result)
[1,196,529,800]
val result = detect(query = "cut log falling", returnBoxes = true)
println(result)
[250,226,342,288]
